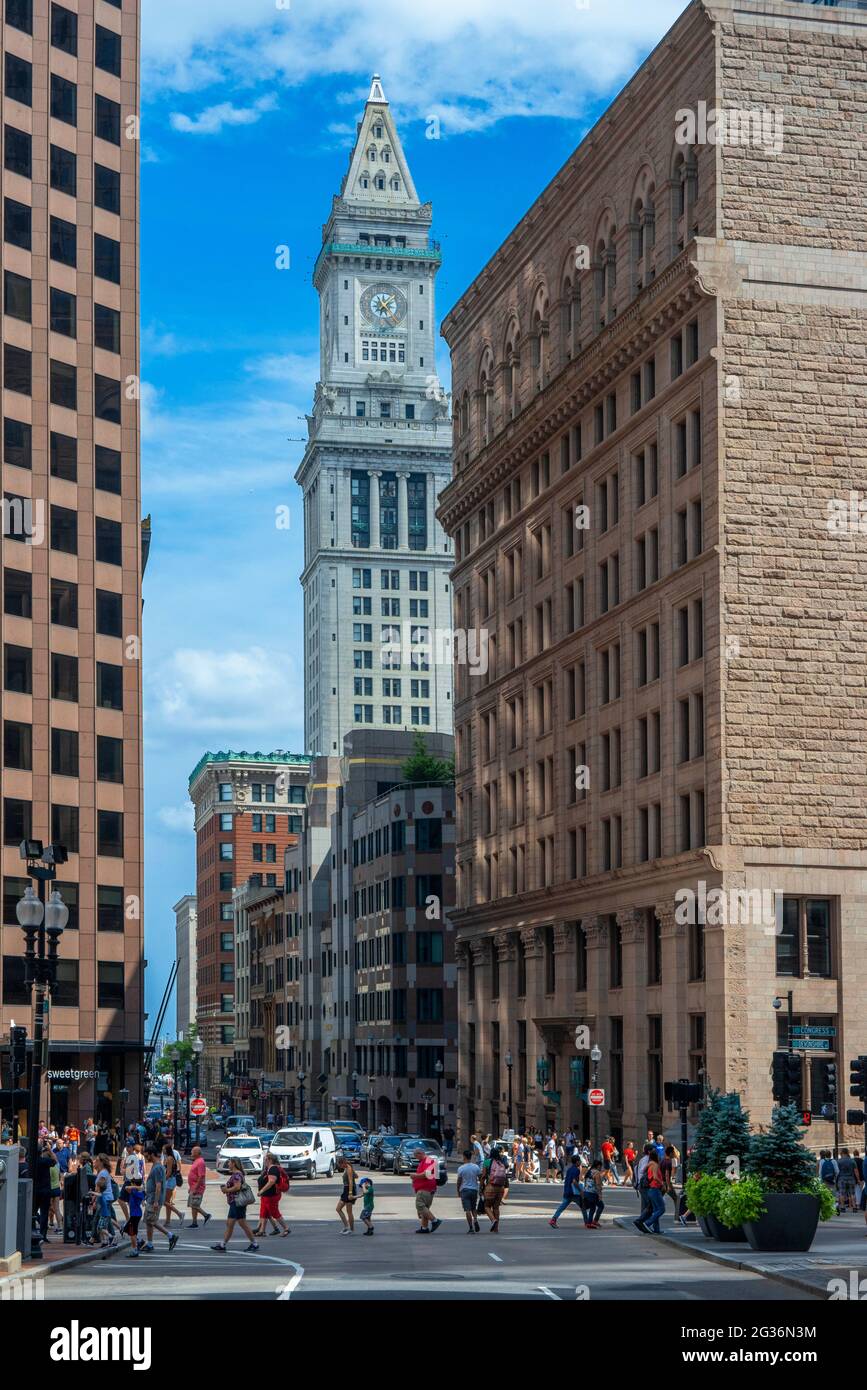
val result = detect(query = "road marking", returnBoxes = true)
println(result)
[275,1262,305,1299]
[488,1252,503,1263]
[538,1285,560,1300]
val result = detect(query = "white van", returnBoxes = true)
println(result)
[271,1125,337,1179]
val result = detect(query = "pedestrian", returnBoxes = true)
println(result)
[411,1145,441,1234]
[212,1157,259,1252]
[162,1143,183,1225]
[33,1142,54,1242]
[456,1148,482,1233]
[186,1145,213,1228]
[640,1150,666,1233]
[837,1149,857,1212]
[85,1117,97,1156]
[470,1132,485,1166]
[140,1148,178,1253]
[623,1140,636,1186]
[515,1136,526,1183]
[581,1159,606,1228]
[90,1155,119,1248]
[482,1144,509,1232]
[819,1149,840,1211]
[254,1151,290,1237]
[442,1124,455,1160]
[67,1123,80,1157]
[544,1133,558,1183]
[122,1179,145,1257]
[661,1144,679,1213]
[117,1139,144,1224]
[358,1176,375,1235]
[336,1155,358,1234]
[633,1143,656,1233]
[48,1147,62,1230]
[549,1150,583,1228]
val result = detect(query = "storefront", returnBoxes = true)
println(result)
[45,1045,144,1129]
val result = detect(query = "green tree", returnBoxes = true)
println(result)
[401,731,454,785]
[690,1088,721,1173]
[707,1091,752,1177]
[746,1103,815,1193]
[155,1025,199,1077]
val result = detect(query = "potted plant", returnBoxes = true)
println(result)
[702,1092,752,1241]
[719,1105,828,1252]
[687,1090,721,1236]
[684,1172,729,1237]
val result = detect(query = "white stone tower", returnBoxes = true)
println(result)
[296,76,454,756]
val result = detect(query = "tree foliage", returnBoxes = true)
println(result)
[401,731,454,785]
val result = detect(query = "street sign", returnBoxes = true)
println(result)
[588,1088,605,1107]
[190,1097,207,1117]
[350,1099,361,1111]
[794,1039,831,1051]
[791,1026,836,1037]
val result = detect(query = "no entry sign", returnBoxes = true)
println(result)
[588,1088,605,1107]
[190,1097,208,1117]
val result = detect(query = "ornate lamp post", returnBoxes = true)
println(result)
[352,1069,358,1116]
[297,1071,306,1123]
[183,1061,193,1153]
[17,842,69,1261]
[192,1037,204,1146]
[119,1087,130,1147]
[169,1048,180,1141]
[505,1051,513,1131]
[368,1072,376,1133]
[421,1088,435,1138]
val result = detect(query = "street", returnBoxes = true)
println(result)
[43,1172,818,1301]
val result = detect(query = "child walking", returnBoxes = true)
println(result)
[359,1177,375,1235]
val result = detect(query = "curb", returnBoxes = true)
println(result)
[613,1217,830,1299]
[2,1241,125,1290]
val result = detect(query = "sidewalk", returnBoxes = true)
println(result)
[614,1211,867,1298]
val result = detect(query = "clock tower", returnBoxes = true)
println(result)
[297,76,454,756]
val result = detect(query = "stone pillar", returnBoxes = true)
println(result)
[495,934,517,1121]
[368,470,381,550]
[396,470,409,549]
[656,900,689,1092]
[583,915,610,1143]
[617,906,648,1140]
[454,940,470,1144]
[520,926,546,1127]
[470,937,491,1130]
[425,473,436,551]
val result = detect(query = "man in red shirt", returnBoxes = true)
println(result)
[600,1136,618,1185]
[186,1146,213,1228]
[411,1148,441,1234]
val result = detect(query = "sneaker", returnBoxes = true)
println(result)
[211,1243,227,1251]
[466,1226,474,1234]
[634,1219,649,1234]
[414,1228,430,1235]
[430,1218,442,1233]
[245,1242,260,1252]
[473,1221,480,1233]
[126,1250,139,1258]
[365,1227,374,1236]
[168,1234,179,1251]
[548,1219,558,1228]
[490,1220,499,1233]
[203,1212,213,1226]
[339,1226,351,1235]
[143,1243,155,1252]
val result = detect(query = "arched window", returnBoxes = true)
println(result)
[375,174,385,190]
[503,321,520,420]
[373,122,383,139]
[631,169,656,294]
[360,176,369,189]
[368,146,377,162]
[561,267,580,359]
[531,287,549,391]
[391,178,400,191]
[593,214,617,328]
[382,147,391,163]
[478,349,494,445]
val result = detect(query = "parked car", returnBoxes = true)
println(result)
[252,1129,275,1149]
[359,1132,380,1166]
[392,1137,447,1180]
[334,1134,364,1163]
[216,1134,265,1175]
[270,1126,337,1180]
[369,1133,421,1172]
[224,1115,255,1135]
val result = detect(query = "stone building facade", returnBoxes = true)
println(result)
[438,0,867,1146]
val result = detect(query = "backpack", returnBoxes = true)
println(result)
[489,1159,506,1187]
[820,1158,837,1182]
[277,1168,290,1194]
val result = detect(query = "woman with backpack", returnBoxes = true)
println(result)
[162,1143,183,1225]
[254,1151,290,1237]
[212,1157,259,1252]
[482,1144,509,1232]
[581,1159,606,1228]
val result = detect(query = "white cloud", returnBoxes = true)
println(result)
[157,802,196,832]
[144,0,685,133]
[151,647,303,738]
[169,94,278,135]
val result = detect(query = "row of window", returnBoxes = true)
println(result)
[354,987,442,1023]
[4,722,123,781]
[4,571,123,634]
[6,271,121,353]
[354,929,444,969]
[353,872,442,919]
[4,501,125,562]
[353,597,429,617]
[217,781,306,805]
[4,353,123,428]
[6,1,122,52]
[2,876,125,932]
[5,201,121,283]
[2,955,126,1008]
[353,677,431,699]
[352,703,431,726]
[4,645,123,707]
[3,797,124,855]
[352,568,429,591]
[5,425,123,493]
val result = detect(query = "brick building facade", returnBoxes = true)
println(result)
[438,0,867,1145]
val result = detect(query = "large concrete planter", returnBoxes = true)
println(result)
[698,1215,713,1238]
[743,1192,820,1252]
[706,1213,747,1242]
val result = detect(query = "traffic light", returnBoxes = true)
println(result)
[801,1111,812,1127]
[849,1057,867,1103]
[664,1079,703,1109]
[847,1109,866,1126]
[823,1061,837,1114]
[10,1025,27,1078]
[771,1051,802,1107]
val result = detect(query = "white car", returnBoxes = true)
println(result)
[216,1134,264,1175]
[270,1126,337,1180]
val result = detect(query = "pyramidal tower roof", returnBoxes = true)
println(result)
[340,74,421,210]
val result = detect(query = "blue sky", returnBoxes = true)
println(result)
[140,0,686,1023]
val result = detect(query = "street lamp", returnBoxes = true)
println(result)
[590,1044,602,1161]
[421,1088,435,1137]
[192,1037,204,1147]
[297,1071,306,1123]
[118,1087,130,1147]
[183,1061,193,1154]
[772,992,794,1052]
[435,1059,444,1142]
[368,1072,376,1132]
[17,843,68,1261]
[505,1051,513,1131]
[352,1069,358,1117]
[169,1048,180,1142]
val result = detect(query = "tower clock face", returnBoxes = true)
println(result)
[361,282,407,329]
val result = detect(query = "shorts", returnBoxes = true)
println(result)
[415,1189,434,1216]
[144,1204,161,1224]
[461,1189,480,1212]
[260,1193,281,1219]
[339,1189,356,1205]
[124,1215,141,1237]
[166,1177,177,1191]
[187,1191,204,1209]
[839,1180,856,1196]
[228,1200,248,1220]
[361,1205,374,1223]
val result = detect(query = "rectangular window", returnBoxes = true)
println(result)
[50,215,76,266]
[50,286,76,337]
[50,72,77,126]
[51,3,78,53]
[50,143,76,196]
[97,885,124,932]
[95,163,120,214]
[4,569,31,618]
[4,124,31,177]
[6,0,32,34]
[52,802,79,852]
[4,344,31,396]
[50,360,77,410]
[95,445,122,494]
[95,24,122,76]
[95,589,122,636]
[97,734,123,783]
[96,661,122,710]
[95,516,122,565]
[94,233,120,284]
[97,810,123,858]
[51,726,79,777]
[51,652,78,702]
[95,374,121,423]
[50,431,77,481]
[50,504,78,555]
[5,418,32,469]
[4,719,31,770]
[4,269,31,322]
[97,962,124,1009]
[3,796,32,845]
[95,94,121,145]
[94,303,121,353]
[5,197,31,250]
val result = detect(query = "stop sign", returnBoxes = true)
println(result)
[351,1099,361,1110]
[190,1097,207,1117]
[588,1088,605,1107]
